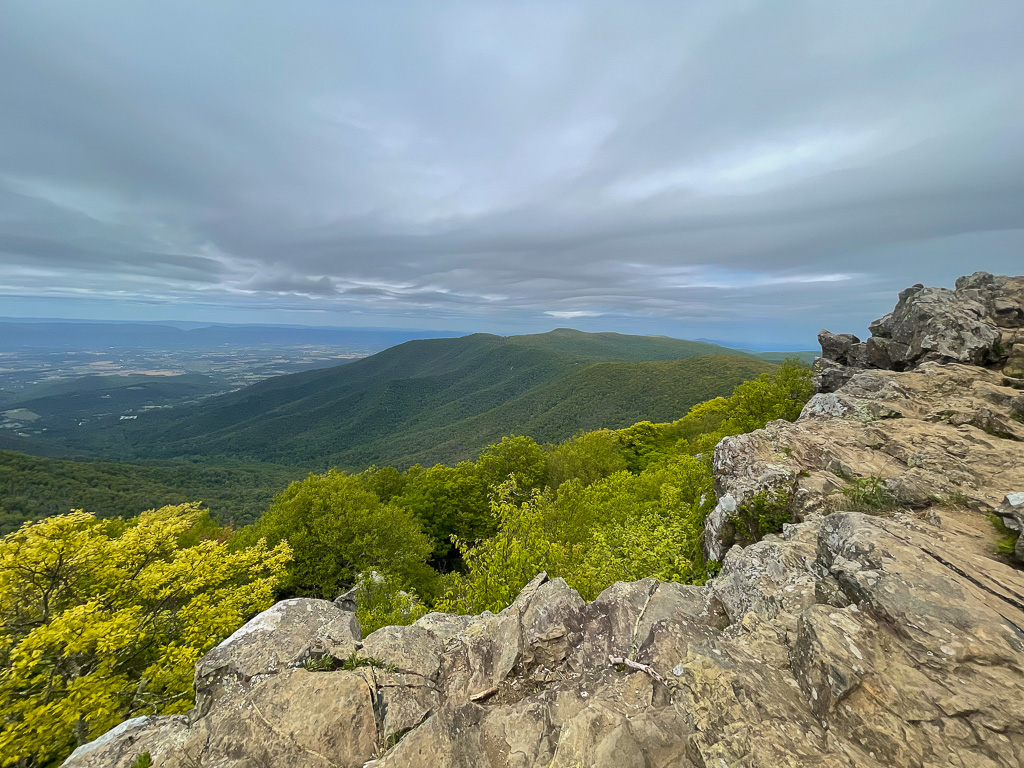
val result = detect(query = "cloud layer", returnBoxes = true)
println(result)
[1,1,1022,344]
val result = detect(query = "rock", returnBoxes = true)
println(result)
[819,272,1024,374]
[818,330,861,365]
[193,598,360,715]
[61,716,188,768]
[518,577,586,668]
[359,623,444,680]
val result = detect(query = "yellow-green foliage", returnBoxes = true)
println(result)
[0,503,291,767]
[438,452,716,613]
[436,360,812,614]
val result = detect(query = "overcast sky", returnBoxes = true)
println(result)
[1,1,1021,346]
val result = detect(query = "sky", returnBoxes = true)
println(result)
[0,1,1022,348]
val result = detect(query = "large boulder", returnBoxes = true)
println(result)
[816,272,1024,390]
[193,597,361,715]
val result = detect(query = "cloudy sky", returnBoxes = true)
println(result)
[1,1,1021,346]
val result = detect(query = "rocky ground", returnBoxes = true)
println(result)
[65,273,1024,768]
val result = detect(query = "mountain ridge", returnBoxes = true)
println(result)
[110,330,778,469]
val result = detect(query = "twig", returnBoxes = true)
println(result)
[608,655,669,688]
[469,686,499,702]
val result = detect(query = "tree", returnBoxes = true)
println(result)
[241,470,434,600]
[391,463,492,569]
[544,430,627,489]
[476,435,547,493]
[0,504,291,768]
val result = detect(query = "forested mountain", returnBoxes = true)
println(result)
[90,330,780,468]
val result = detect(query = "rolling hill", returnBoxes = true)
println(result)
[78,329,782,469]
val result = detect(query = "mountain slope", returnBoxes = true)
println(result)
[354,354,777,468]
[60,330,779,468]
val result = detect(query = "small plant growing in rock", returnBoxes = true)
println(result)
[935,491,972,509]
[337,651,398,673]
[839,476,899,513]
[302,654,337,672]
[131,753,153,768]
[730,489,791,541]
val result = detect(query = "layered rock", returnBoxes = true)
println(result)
[65,275,1024,768]
[814,271,1024,391]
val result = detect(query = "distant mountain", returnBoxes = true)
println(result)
[0,320,461,351]
[57,329,781,469]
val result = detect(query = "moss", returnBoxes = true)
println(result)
[980,426,1021,442]
[989,514,1020,557]
[131,754,153,768]
[302,651,398,673]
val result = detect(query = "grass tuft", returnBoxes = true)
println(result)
[839,476,900,513]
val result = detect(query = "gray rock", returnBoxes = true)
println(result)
[820,273,1024,377]
[818,329,861,365]
[193,597,360,715]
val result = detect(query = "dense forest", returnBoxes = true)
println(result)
[0,453,305,534]
[0,360,813,766]
[52,330,781,469]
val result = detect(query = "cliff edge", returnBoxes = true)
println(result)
[65,273,1024,768]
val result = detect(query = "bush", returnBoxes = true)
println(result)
[0,505,290,767]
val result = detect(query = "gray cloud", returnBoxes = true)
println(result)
[1,0,1022,344]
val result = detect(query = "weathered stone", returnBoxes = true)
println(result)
[824,272,1024,375]
[360,624,443,682]
[812,356,856,393]
[61,716,188,768]
[184,668,378,767]
[193,598,361,715]
[518,577,585,668]
[818,329,861,364]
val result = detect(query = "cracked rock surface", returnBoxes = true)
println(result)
[63,508,1024,766]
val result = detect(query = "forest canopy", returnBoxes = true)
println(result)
[0,360,812,767]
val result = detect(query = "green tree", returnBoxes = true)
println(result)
[476,435,547,493]
[239,470,433,601]
[391,463,491,569]
[357,464,407,503]
[0,504,291,768]
[544,430,627,490]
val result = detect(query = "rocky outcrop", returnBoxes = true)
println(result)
[704,362,1024,561]
[65,275,1024,768]
[65,504,1024,767]
[814,271,1024,390]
